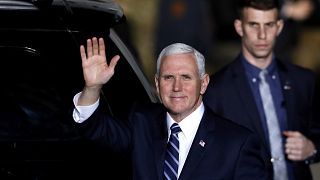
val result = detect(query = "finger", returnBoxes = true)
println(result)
[285,137,299,144]
[92,37,99,55]
[109,55,120,70]
[99,38,106,57]
[285,133,306,146]
[290,149,302,156]
[287,148,303,161]
[287,153,301,161]
[80,45,87,61]
[283,131,301,138]
[285,146,300,154]
[285,142,298,150]
[87,39,93,58]
[286,138,304,148]
[285,147,290,154]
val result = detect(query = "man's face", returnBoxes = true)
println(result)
[235,7,283,61]
[155,53,208,122]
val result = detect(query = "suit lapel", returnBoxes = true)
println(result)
[231,58,269,150]
[276,60,295,130]
[178,110,215,180]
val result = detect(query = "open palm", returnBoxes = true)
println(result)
[80,37,120,88]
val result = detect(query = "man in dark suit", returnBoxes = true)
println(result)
[72,37,267,179]
[204,0,320,179]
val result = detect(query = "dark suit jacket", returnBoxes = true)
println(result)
[76,102,267,180]
[204,56,320,180]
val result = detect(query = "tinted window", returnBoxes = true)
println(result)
[0,1,154,179]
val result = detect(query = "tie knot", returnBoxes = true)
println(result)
[259,69,268,81]
[170,123,182,134]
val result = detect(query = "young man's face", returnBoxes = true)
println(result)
[155,53,209,122]
[234,7,283,61]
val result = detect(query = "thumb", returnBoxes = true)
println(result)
[283,131,300,138]
[109,55,120,70]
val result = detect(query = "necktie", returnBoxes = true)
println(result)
[164,123,182,180]
[259,70,288,180]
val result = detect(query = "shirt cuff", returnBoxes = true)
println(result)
[72,92,99,123]
[305,149,317,164]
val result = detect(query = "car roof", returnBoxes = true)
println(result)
[53,0,124,17]
[0,0,123,13]
[0,0,125,29]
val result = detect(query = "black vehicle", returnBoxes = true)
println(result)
[0,0,158,179]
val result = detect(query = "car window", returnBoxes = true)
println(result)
[0,16,154,140]
[0,1,156,179]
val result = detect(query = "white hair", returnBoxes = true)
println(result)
[155,43,206,78]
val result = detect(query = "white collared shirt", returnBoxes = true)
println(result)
[166,103,204,178]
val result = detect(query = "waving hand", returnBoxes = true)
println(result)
[78,37,120,105]
[80,37,120,88]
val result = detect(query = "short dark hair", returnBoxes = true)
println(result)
[236,0,281,19]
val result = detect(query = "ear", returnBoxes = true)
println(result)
[200,74,210,95]
[154,75,160,95]
[234,19,243,37]
[154,75,163,103]
[276,19,284,36]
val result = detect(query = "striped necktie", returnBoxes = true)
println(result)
[164,123,182,180]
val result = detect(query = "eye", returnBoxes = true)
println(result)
[265,22,276,28]
[248,22,259,28]
[181,74,192,80]
[162,75,174,80]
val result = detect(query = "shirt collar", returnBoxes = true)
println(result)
[241,53,277,81]
[166,102,204,140]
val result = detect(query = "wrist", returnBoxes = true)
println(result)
[78,87,101,106]
[305,149,317,164]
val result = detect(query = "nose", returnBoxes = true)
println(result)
[173,78,182,92]
[258,26,266,39]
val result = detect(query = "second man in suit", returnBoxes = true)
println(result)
[204,0,320,179]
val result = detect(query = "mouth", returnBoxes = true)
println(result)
[171,96,183,99]
[170,95,185,101]
[255,41,269,48]
[255,44,268,49]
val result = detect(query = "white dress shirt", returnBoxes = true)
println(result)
[165,103,204,178]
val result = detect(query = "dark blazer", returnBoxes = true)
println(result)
[204,55,320,180]
[76,102,267,180]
